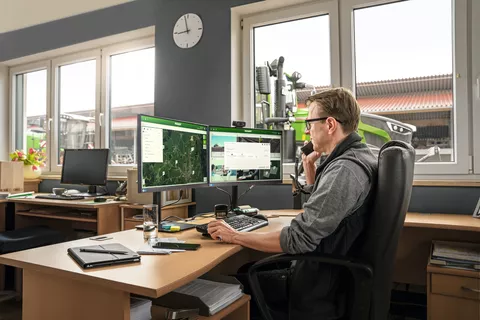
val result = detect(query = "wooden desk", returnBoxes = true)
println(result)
[0,210,291,320]
[396,213,480,286]
[271,210,480,286]
[8,196,122,237]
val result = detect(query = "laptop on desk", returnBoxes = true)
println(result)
[68,243,140,269]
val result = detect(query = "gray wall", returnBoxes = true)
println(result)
[0,1,157,62]
[153,0,258,126]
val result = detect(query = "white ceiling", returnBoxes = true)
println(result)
[0,0,132,33]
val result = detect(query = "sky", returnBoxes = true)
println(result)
[24,0,452,117]
[254,0,452,85]
[25,47,155,117]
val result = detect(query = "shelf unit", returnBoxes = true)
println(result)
[151,294,250,320]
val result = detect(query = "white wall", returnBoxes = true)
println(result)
[0,0,131,33]
[0,65,8,161]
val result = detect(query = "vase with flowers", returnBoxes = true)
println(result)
[10,148,46,180]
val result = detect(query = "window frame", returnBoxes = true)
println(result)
[101,36,155,175]
[8,36,155,177]
[50,50,102,173]
[340,0,471,175]
[241,0,341,128]
[9,60,52,170]
[472,0,480,174]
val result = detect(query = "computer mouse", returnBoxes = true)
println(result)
[254,214,268,221]
[94,197,107,203]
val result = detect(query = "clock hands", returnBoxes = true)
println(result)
[175,30,189,35]
[184,15,190,34]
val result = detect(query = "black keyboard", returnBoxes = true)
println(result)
[35,194,85,201]
[196,214,268,235]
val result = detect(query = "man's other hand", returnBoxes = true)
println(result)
[207,220,239,243]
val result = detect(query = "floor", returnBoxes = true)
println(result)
[0,299,21,320]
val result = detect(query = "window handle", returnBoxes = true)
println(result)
[476,76,480,100]
[47,118,53,131]
[99,113,104,127]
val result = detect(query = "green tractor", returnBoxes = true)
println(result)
[254,56,416,161]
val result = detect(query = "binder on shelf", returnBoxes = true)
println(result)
[429,240,480,270]
[153,274,244,317]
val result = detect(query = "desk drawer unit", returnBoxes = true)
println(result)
[428,271,480,319]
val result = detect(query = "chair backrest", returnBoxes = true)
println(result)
[359,141,415,320]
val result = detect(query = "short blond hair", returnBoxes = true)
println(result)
[305,87,360,133]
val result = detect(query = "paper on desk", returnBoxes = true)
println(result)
[136,238,186,255]
[136,244,173,255]
[155,237,185,243]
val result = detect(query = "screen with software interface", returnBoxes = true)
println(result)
[139,115,208,192]
[209,126,282,185]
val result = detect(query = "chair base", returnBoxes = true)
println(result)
[0,290,19,303]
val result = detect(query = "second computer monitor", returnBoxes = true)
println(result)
[209,126,283,185]
[137,115,209,192]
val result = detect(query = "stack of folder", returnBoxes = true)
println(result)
[155,275,244,316]
[429,240,480,270]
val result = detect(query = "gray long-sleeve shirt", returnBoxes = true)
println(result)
[280,158,372,254]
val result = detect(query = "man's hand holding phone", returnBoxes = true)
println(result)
[301,141,321,185]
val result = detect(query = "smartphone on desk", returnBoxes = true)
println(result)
[152,242,201,251]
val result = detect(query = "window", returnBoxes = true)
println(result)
[10,37,154,175]
[353,0,454,163]
[108,46,155,165]
[343,0,469,174]
[9,62,50,166]
[244,0,472,175]
[243,1,340,131]
[58,60,97,163]
[252,14,332,132]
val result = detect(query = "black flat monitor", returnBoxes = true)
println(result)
[61,149,109,196]
[208,126,283,186]
[137,115,209,193]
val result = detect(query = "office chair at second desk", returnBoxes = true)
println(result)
[247,141,415,320]
[0,225,64,303]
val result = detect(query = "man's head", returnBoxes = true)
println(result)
[305,87,360,154]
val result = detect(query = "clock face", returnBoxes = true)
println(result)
[173,13,203,49]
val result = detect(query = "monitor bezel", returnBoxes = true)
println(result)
[60,148,110,186]
[137,114,210,193]
[207,125,284,187]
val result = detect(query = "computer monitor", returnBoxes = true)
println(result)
[61,149,109,196]
[208,126,283,186]
[137,115,209,193]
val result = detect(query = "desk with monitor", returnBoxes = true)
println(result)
[1,114,479,319]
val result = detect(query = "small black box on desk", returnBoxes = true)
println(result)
[153,274,244,317]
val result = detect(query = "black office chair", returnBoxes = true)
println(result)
[247,140,415,320]
[0,225,64,302]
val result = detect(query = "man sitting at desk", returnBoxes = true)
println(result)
[207,88,378,319]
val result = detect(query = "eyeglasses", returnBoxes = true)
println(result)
[305,117,343,130]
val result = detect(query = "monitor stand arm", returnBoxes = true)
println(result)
[88,185,97,194]
[153,192,162,227]
[231,186,238,211]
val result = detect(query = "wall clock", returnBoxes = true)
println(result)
[173,13,203,49]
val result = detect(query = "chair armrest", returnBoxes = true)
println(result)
[247,253,373,320]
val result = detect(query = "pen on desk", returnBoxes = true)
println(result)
[80,248,128,254]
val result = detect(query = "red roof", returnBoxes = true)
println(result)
[295,74,453,114]
[357,90,452,114]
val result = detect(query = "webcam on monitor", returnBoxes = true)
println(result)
[232,121,246,128]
